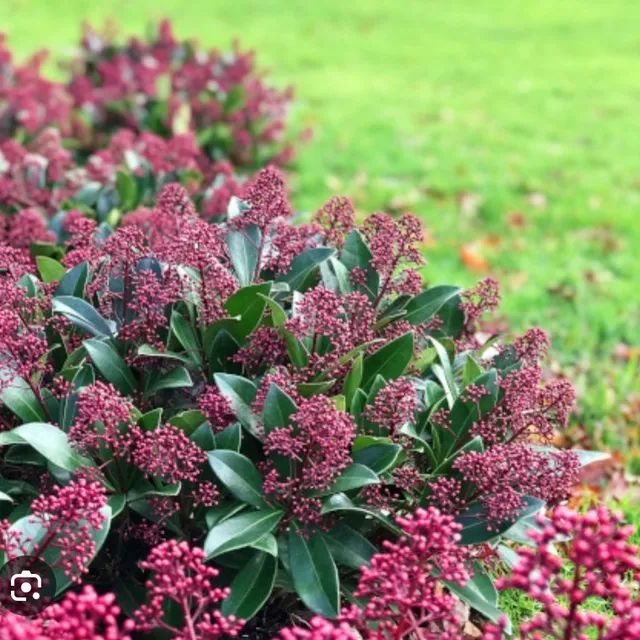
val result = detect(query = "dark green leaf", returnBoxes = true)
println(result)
[227,226,261,286]
[205,501,246,529]
[138,408,163,431]
[404,285,461,325]
[361,332,414,391]
[145,367,192,395]
[224,283,271,342]
[1,378,46,423]
[204,508,283,558]
[221,552,277,619]
[215,423,242,451]
[214,373,259,435]
[456,496,544,545]
[341,230,379,299]
[324,524,376,570]
[170,311,202,366]
[445,574,508,631]
[55,261,89,298]
[320,494,402,535]
[326,463,379,494]
[0,423,87,472]
[277,247,335,291]
[167,410,203,434]
[258,294,288,326]
[84,339,136,395]
[263,384,298,435]
[137,344,192,364]
[208,450,265,507]
[440,369,499,457]
[288,529,339,617]
[342,353,363,410]
[52,297,115,338]
[353,443,403,474]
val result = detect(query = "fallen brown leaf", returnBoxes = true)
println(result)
[460,243,489,272]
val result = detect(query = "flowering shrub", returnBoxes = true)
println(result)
[61,20,299,168]
[483,505,640,639]
[0,126,245,253]
[0,36,71,141]
[278,505,640,640]
[0,164,602,633]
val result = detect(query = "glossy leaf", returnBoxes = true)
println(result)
[0,423,87,472]
[213,373,259,435]
[84,339,136,395]
[404,285,461,326]
[1,378,46,423]
[55,261,89,297]
[204,508,283,559]
[288,529,339,617]
[324,524,376,570]
[221,552,277,619]
[208,450,266,508]
[361,332,414,391]
[52,297,115,338]
[263,383,298,435]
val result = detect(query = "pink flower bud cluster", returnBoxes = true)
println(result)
[1,478,107,582]
[279,617,360,640]
[0,248,51,396]
[133,539,244,639]
[38,585,135,639]
[279,507,470,640]
[313,195,356,248]
[132,424,206,484]
[0,585,134,639]
[360,212,424,303]
[198,385,236,432]
[458,277,500,350]
[0,36,71,141]
[66,20,296,167]
[450,444,580,524]
[70,381,137,457]
[364,378,418,438]
[482,506,640,640]
[263,395,356,525]
[286,285,376,378]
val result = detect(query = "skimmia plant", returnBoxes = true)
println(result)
[0,20,300,169]
[63,20,301,168]
[0,165,609,636]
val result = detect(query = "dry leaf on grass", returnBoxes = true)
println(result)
[460,243,489,271]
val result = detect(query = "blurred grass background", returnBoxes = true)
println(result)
[2,0,638,463]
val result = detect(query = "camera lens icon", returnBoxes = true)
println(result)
[11,570,42,601]
[0,557,55,616]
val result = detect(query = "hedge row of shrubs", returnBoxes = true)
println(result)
[0,21,638,640]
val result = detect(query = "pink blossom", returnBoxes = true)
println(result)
[133,539,244,639]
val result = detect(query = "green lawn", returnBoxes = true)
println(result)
[3,0,639,456]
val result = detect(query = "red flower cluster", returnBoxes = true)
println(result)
[483,506,640,639]
[133,539,244,639]
[0,36,71,141]
[0,585,134,639]
[360,212,424,304]
[71,381,136,457]
[313,195,356,248]
[363,378,418,438]
[65,21,296,167]
[263,395,356,525]
[279,507,470,640]
[132,424,206,484]
[0,478,107,582]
